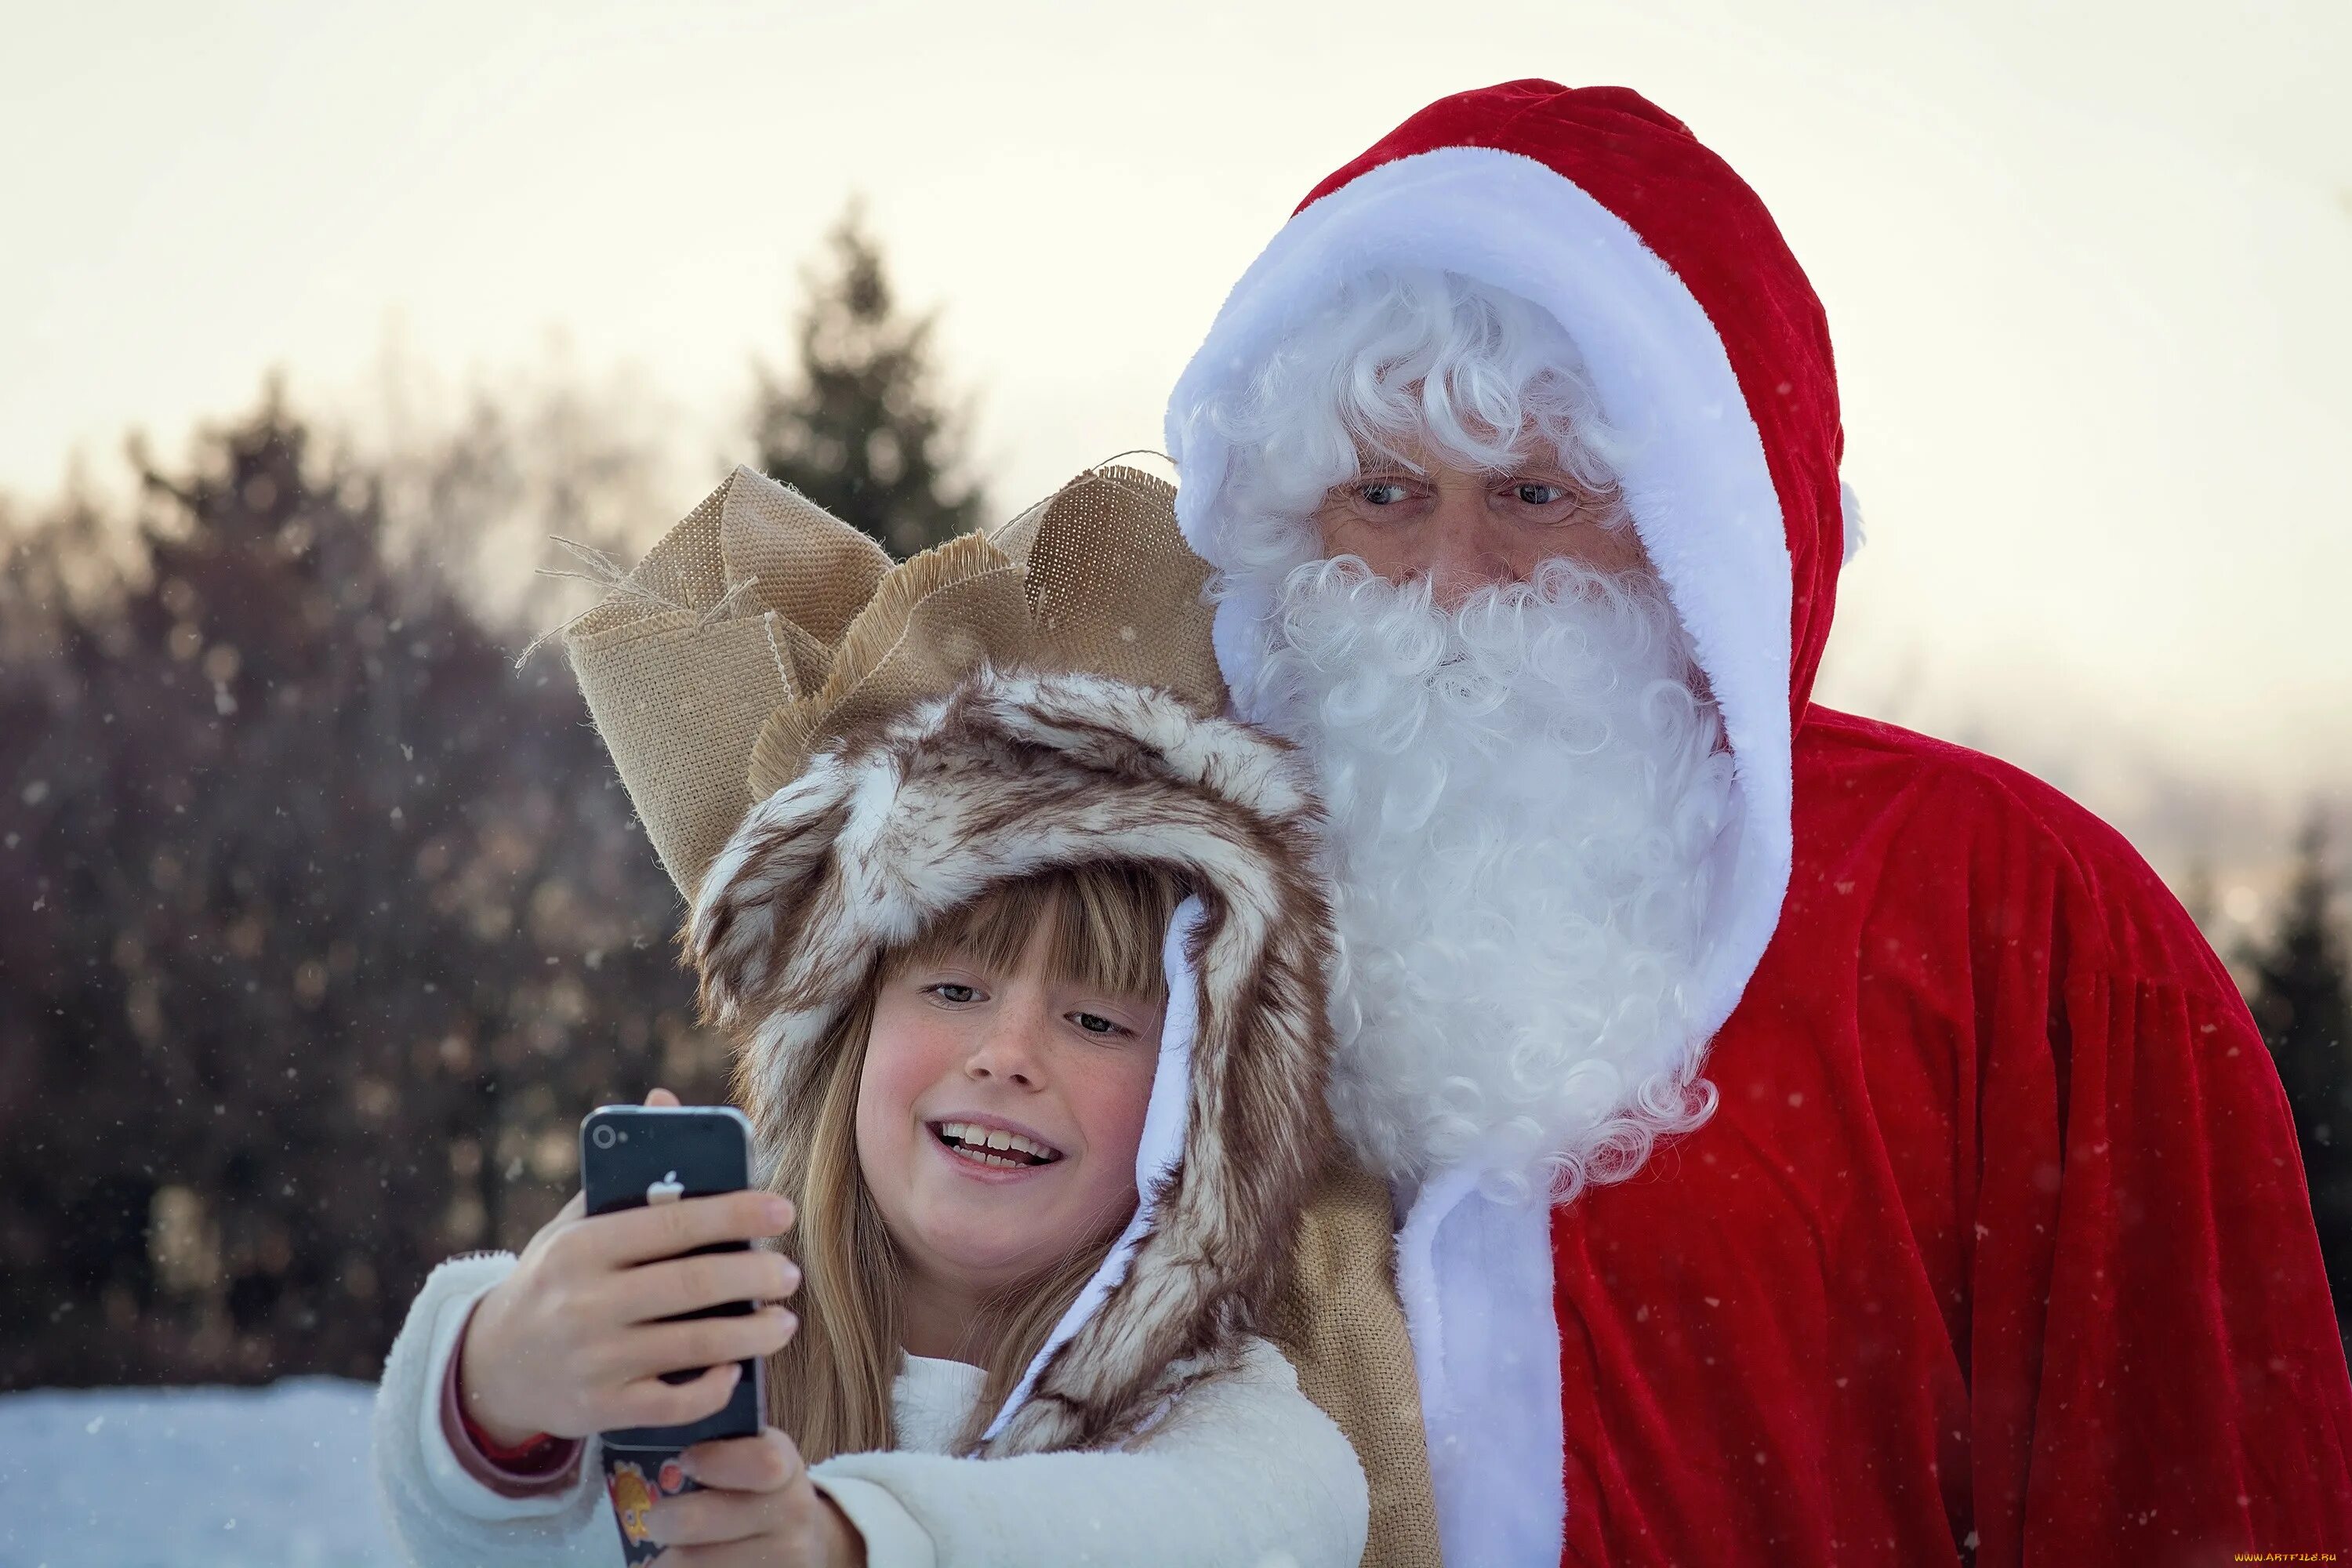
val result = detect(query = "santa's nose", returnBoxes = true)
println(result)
[1422,497,1519,609]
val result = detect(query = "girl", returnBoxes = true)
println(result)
[372,666,1367,1567]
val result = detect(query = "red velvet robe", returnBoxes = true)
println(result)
[1555,706,2352,1565]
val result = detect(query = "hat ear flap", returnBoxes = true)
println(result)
[688,760,862,1026]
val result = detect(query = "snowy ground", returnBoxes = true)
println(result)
[0,1379,397,1568]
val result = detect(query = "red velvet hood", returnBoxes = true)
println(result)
[1165,78,1855,1051]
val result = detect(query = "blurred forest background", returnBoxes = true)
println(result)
[0,212,989,1388]
[2,209,2347,1392]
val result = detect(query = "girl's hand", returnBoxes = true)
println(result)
[649,1428,866,1567]
[457,1088,802,1446]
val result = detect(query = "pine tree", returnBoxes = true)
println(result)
[0,389,723,1388]
[752,203,988,559]
[2248,813,2352,1327]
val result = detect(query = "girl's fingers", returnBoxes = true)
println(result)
[608,1248,800,1324]
[607,1359,742,1430]
[645,1479,787,1548]
[681,1428,803,1493]
[590,1191,796,1269]
[606,1306,797,1387]
[643,1087,681,1108]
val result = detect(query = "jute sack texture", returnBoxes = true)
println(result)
[562,463,1439,1568]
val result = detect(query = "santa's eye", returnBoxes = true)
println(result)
[1358,481,1412,506]
[1511,481,1569,506]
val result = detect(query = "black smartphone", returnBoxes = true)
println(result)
[579,1103,767,1566]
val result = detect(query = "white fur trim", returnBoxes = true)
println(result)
[1166,143,1794,1061]
[1167,144,1804,1552]
[982,896,1205,1442]
[1396,1167,1566,1566]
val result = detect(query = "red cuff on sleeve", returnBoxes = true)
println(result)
[459,1403,569,1470]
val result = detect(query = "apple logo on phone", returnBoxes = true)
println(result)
[645,1171,684,1206]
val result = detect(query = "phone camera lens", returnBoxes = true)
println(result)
[591,1124,618,1149]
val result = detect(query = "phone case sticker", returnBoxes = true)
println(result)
[602,1446,702,1566]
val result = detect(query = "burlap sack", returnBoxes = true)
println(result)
[564,461,1227,898]
[561,463,1439,1567]
[562,466,892,896]
[1274,1161,1444,1568]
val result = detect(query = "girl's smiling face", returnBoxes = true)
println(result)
[855,916,1166,1308]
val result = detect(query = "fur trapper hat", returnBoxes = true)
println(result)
[691,664,1334,1455]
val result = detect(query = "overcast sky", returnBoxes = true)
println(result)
[6,0,2349,880]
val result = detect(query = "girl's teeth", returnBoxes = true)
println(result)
[938,1121,1056,1164]
[950,1142,1025,1170]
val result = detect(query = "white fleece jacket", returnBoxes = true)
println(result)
[372,1253,1368,1568]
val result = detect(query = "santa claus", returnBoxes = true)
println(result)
[1163,81,2352,1565]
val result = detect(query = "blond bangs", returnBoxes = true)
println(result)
[898,863,1186,1002]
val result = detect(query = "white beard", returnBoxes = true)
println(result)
[1236,557,1737,1200]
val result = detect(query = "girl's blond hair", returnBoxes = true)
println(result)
[762,862,1189,1461]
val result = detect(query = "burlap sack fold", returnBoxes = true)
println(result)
[746,531,1035,800]
[564,465,891,895]
[568,460,1224,898]
[1274,1160,1445,1568]
[561,462,1439,1568]
[742,466,1226,800]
